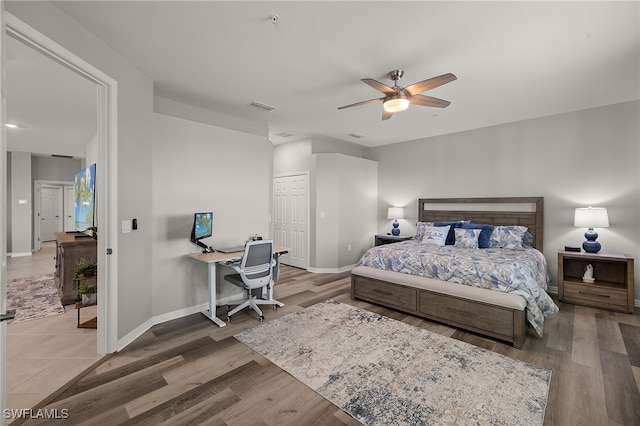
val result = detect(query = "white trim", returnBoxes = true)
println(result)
[5,14,119,355]
[8,252,31,258]
[307,265,356,274]
[117,303,208,351]
[33,180,73,251]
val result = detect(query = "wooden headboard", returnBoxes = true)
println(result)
[418,197,544,251]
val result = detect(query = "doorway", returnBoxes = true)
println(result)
[1,12,119,417]
[33,181,75,250]
[273,173,309,270]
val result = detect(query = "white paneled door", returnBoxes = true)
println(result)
[273,174,308,269]
[40,185,63,242]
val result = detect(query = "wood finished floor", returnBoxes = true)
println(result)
[10,265,640,425]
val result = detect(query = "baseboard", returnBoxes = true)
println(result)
[307,264,355,274]
[9,252,32,257]
[116,303,209,352]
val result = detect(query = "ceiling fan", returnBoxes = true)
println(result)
[338,69,457,120]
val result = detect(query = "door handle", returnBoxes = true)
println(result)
[1,309,16,322]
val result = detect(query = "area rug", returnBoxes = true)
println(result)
[235,300,551,426]
[6,274,65,324]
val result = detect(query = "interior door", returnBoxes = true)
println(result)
[64,185,74,231]
[39,185,63,242]
[273,174,308,269]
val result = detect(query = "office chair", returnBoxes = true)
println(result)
[224,240,283,322]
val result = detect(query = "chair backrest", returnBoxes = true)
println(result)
[237,240,274,289]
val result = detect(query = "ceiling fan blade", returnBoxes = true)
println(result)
[409,94,451,108]
[404,73,457,96]
[382,109,394,120]
[362,78,396,95]
[337,97,384,110]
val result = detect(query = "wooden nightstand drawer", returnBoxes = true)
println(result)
[563,282,628,311]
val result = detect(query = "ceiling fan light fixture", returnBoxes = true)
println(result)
[383,96,409,113]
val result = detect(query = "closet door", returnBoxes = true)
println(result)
[273,174,308,269]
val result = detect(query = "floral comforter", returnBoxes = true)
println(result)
[357,241,559,336]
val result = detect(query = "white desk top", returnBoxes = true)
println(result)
[188,245,290,264]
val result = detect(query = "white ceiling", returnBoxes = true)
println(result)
[7,1,640,153]
[6,32,97,157]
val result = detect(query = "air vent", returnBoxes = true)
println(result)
[275,132,294,138]
[52,154,73,159]
[348,133,365,139]
[249,101,276,111]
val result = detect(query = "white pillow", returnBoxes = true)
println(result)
[490,226,528,250]
[421,225,450,246]
[454,228,481,249]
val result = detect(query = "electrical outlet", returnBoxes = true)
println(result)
[347,244,352,251]
[122,220,132,233]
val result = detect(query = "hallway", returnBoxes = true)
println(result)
[6,242,101,416]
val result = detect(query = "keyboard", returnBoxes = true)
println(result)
[217,246,245,253]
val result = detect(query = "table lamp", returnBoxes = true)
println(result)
[574,206,609,253]
[387,207,404,236]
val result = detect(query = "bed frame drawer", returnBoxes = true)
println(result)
[419,291,516,338]
[352,276,418,312]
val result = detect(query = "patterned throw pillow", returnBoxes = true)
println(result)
[490,226,528,250]
[414,222,434,240]
[421,225,450,246]
[454,228,481,249]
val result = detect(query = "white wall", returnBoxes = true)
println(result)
[9,152,31,255]
[7,0,155,340]
[315,153,377,270]
[152,113,273,314]
[366,101,640,298]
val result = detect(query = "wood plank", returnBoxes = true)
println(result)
[11,265,640,426]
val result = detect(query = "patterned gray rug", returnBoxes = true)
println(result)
[7,274,65,324]
[235,300,551,426]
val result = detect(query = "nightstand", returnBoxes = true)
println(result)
[558,250,634,313]
[375,234,413,246]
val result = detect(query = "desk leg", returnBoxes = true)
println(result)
[201,262,227,327]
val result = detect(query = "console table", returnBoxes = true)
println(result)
[54,232,97,305]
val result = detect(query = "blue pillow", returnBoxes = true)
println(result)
[435,221,465,245]
[461,223,495,248]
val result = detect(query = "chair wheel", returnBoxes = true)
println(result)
[259,315,265,321]
[273,305,279,310]
[227,316,232,322]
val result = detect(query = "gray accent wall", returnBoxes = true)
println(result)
[366,101,640,297]
[151,112,273,313]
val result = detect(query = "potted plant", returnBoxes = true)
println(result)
[72,258,97,283]
[78,283,97,305]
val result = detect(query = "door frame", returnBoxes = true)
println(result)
[33,180,73,251]
[273,172,310,270]
[5,14,119,358]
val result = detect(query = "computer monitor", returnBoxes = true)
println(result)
[190,212,213,251]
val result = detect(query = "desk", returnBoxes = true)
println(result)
[189,245,290,327]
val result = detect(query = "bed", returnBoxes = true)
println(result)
[351,197,559,349]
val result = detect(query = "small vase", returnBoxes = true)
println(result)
[82,294,97,305]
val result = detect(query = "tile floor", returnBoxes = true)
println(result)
[6,242,102,415]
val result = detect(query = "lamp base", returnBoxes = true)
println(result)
[391,220,400,236]
[582,228,601,253]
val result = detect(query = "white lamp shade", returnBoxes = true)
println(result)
[383,97,409,113]
[387,207,404,220]
[574,207,609,228]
